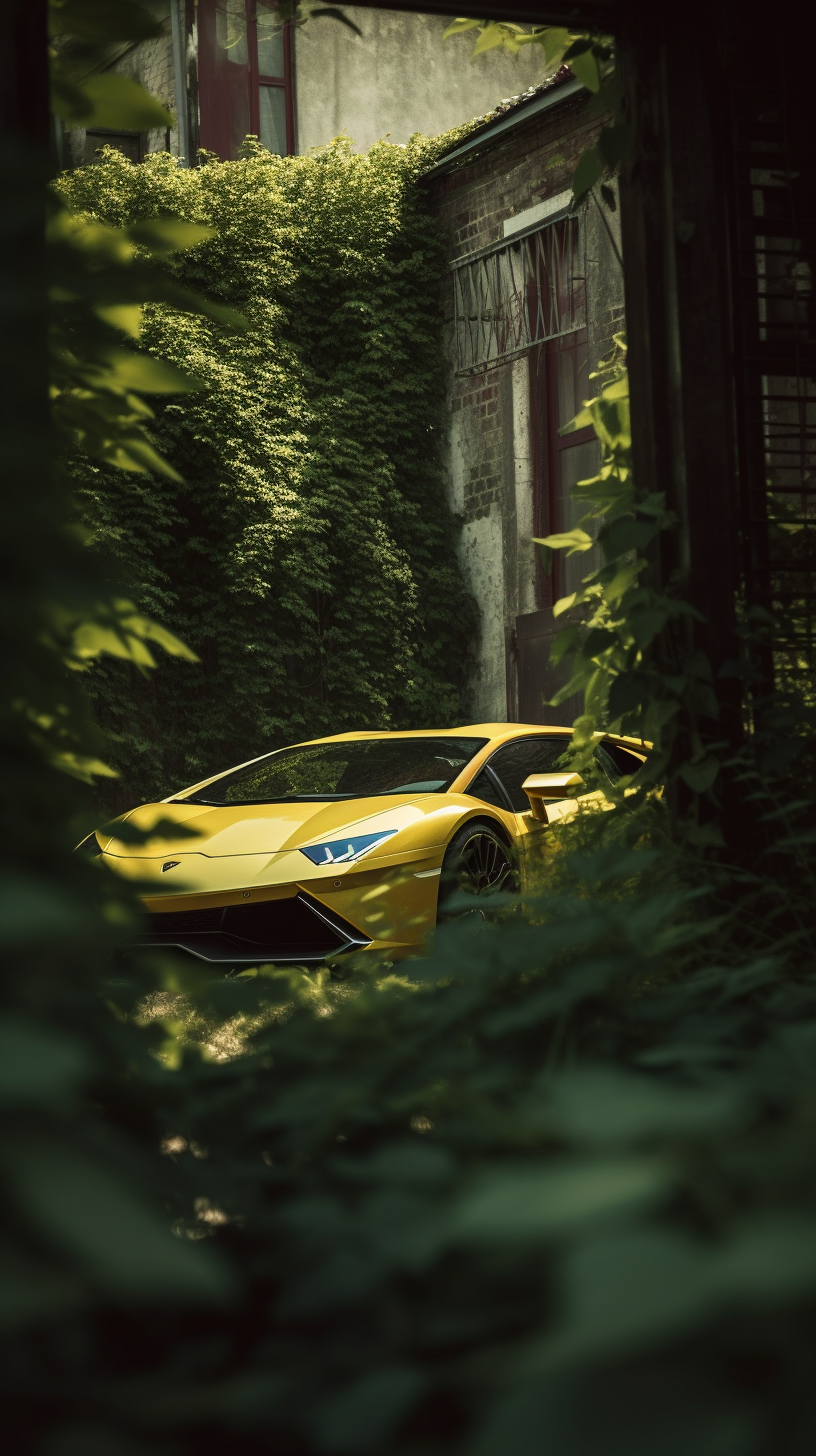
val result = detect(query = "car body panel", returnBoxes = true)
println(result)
[90,723,649,963]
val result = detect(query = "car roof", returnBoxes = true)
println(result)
[307,724,573,743]
[304,725,650,750]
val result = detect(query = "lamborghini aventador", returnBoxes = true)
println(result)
[77,725,648,965]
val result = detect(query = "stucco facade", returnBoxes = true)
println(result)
[65,4,549,167]
[291,8,546,153]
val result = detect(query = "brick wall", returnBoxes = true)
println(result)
[423,90,625,720]
[64,18,179,168]
[426,91,607,531]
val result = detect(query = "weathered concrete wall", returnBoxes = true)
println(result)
[293,8,547,153]
[426,93,625,721]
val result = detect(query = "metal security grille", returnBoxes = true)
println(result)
[453,214,585,372]
[729,73,816,683]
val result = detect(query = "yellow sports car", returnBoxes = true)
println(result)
[79,725,647,965]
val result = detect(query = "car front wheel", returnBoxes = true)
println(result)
[437,821,514,920]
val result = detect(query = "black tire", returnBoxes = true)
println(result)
[437,820,514,920]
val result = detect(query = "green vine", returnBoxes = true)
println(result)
[536,340,723,817]
[57,133,479,811]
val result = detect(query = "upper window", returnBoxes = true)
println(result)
[198,1,294,161]
[453,214,585,372]
[179,737,488,805]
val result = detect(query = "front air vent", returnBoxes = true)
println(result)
[137,893,368,964]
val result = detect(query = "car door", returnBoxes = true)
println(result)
[466,736,571,886]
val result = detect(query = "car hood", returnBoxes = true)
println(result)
[100,795,436,859]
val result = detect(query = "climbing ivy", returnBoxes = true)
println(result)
[57,133,479,812]
[535,339,722,808]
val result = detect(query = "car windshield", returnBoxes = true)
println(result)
[179,737,489,805]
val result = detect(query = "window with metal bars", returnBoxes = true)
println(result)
[198,0,294,161]
[728,72,816,683]
[452,213,586,373]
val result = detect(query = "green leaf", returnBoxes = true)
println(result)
[98,349,201,395]
[453,1158,670,1242]
[442,18,482,39]
[599,517,658,558]
[94,303,142,338]
[0,1017,88,1107]
[561,404,594,433]
[127,219,214,256]
[683,649,713,681]
[472,23,510,56]
[568,49,601,92]
[608,672,652,721]
[600,182,617,210]
[678,756,721,794]
[562,37,593,59]
[0,875,90,948]
[536,529,595,556]
[628,607,668,650]
[545,1069,741,1145]
[6,1138,233,1303]
[310,1367,426,1453]
[99,435,184,480]
[54,74,174,130]
[49,0,162,43]
[598,124,634,170]
[572,146,605,201]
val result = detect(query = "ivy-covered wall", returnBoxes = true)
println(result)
[58,136,478,813]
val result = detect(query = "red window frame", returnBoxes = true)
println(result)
[529,327,597,609]
[198,1,295,161]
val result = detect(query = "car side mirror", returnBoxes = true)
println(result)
[522,772,585,822]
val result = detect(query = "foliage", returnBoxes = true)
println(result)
[534,339,725,809]
[443,18,630,206]
[1,4,239,1448]
[50,0,176,132]
[29,789,813,1456]
[57,136,478,812]
[6,5,816,1456]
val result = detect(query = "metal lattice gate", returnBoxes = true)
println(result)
[728,68,816,686]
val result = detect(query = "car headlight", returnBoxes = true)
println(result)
[299,830,397,866]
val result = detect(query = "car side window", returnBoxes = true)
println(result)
[595,743,645,783]
[464,767,508,810]
[486,737,571,813]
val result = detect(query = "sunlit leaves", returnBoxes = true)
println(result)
[68,598,198,673]
[535,528,595,556]
[48,202,233,483]
[539,336,726,799]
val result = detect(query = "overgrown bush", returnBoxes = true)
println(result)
[57,136,478,812]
